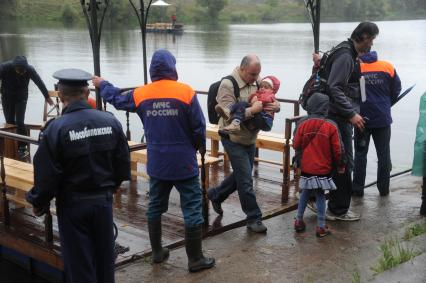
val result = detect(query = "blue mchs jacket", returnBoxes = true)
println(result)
[26,101,131,208]
[99,50,206,181]
[359,51,402,128]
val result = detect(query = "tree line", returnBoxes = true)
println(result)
[0,0,424,25]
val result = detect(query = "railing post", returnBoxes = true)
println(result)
[126,111,131,141]
[1,155,10,226]
[282,118,293,203]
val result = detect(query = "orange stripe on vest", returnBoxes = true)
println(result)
[133,80,195,107]
[361,61,395,77]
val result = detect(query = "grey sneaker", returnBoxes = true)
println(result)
[215,104,230,121]
[247,220,267,233]
[220,120,241,134]
[327,209,360,221]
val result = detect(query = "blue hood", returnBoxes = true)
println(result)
[359,51,378,63]
[149,49,178,82]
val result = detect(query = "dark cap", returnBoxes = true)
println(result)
[53,68,92,87]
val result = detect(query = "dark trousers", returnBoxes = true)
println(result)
[207,138,262,222]
[57,194,114,283]
[353,126,391,195]
[1,96,28,149]
[327,117,353,215]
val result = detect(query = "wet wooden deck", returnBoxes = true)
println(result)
[0,159,298,269]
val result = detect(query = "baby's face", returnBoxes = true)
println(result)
[260,81,273,91]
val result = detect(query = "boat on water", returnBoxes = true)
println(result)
[146,22,184,34]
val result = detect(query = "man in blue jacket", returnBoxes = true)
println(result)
[92,49,215,272]
[0,56,53,158]
[352,51,401,197]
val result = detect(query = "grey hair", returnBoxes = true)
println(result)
[58,84,89,98]
[240,54,261,68]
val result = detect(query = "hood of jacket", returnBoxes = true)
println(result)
[12,55,29,68]
[359,51,378,64]
[149,49,178,82]
[307,92,329,117]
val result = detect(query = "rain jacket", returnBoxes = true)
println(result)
[359,51,402,128]
[0,56,49,101]
[99,49,206,180]
[293,93,344,175]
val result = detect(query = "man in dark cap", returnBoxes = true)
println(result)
[92,49,215,273]
[0,55,53,158]
[26,68,130,283]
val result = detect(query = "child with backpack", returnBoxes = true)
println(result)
[293,92,345,237]
[215,75,280,134]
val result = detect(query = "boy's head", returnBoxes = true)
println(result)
[307,93,329,117]
[260,76,280,94]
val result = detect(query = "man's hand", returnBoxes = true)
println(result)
[198,145,206,155]
[263,99,280,113]
[313,53,321,68]
[250,100,263,114]
[33,206,48,217]
[46,97,54,106]
[350,113,365,130]
[92,76,104,88]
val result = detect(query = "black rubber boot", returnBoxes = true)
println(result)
[148,219,169,263]
[421,177,426,216]
[185,225,215,272]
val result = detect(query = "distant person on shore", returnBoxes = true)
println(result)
[293,93,344,237]
[215,75,280,134]
[171,14,177,28]
[352,51,401,197]
[26,68,130,283]
[412,92,426,216]
[92,49,215,272]
[207,54,280,233]
[0,55,53,158]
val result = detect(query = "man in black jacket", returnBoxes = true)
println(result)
[0,55,53,157]
[324,22,379,221]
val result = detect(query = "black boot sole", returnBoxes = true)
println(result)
[188,258,215,272]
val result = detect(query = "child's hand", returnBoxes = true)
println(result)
[250,101,263,114]
[337,166,345,174]
[250,96,258,104]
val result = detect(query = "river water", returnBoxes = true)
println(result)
[0,19,425,279]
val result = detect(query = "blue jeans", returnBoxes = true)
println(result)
[353,126,391,195]
[327,117,353,215]
[296,189,326,228]
[207,138,262,222]
[147,176,203,227]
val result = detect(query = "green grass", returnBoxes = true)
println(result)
[371,237,419,274]
[404,221,426,240]
[351,268,361,283]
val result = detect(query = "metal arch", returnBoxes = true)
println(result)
[80,0,110,110]
[304,0,321,53]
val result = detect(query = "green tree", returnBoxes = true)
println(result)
[196,0,227,20]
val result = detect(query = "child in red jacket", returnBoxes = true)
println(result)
[216,75,280,133]
[293,93,344,237]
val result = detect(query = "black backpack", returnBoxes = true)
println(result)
[207,75,239,124]
[299,42,354,110]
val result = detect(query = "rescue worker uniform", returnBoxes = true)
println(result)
[0,56,50,154]
[26,69,130,283]
[353,51,401,196]
[98,49,215,272]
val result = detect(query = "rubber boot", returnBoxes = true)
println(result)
[421,177,426,216]
[148,219,169,263]
[185,225,215,272]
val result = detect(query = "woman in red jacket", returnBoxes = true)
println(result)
[293,93,345,237]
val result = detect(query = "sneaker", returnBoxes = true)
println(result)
[316,226,331,238]
[327,209,360,221]
[294,219,306,233]
[307,200,317,213]
[220,120,241,134]
[211,200,223,215]
[214,104,230,121]
[247,220,267,233]
[18,148,29,159]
